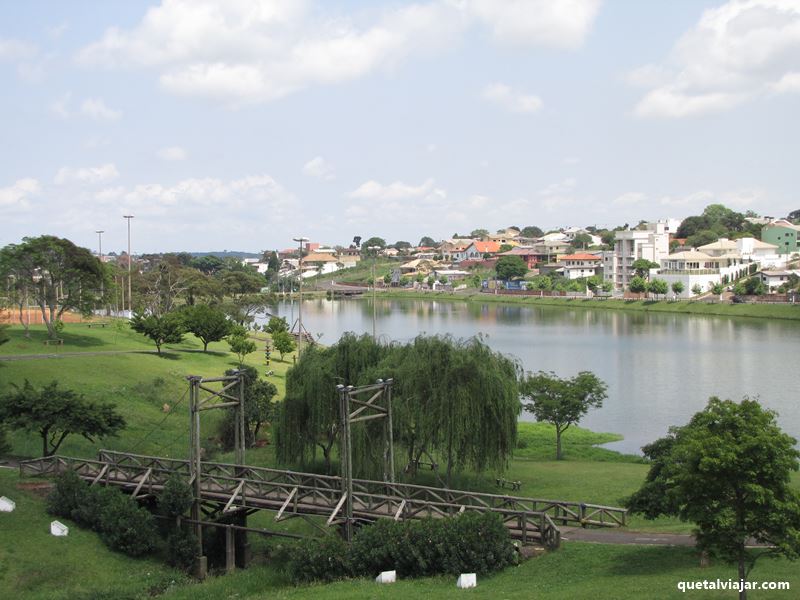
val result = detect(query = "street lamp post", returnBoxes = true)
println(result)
[123,215,134,315]
[367,246,381,340]
[292,236,309,348]
[96,230,105,310]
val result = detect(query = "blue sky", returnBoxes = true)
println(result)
[1,0,799,253]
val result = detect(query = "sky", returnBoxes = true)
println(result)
[1,0,799,254]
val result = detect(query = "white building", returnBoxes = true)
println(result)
[561,253,602,280]
[604,222,670,291]
[658,250,754,298]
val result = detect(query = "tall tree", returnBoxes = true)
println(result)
[219,366,278,448]
[181,304,231,351]
[495,256,528,280]
[626,398,800,600]
[0,236,108,339]
[470,229,490,239]
[631,258,659,279]
[520,371,607,460]
[418,236,437,247]
[520,226,543,239]
[0,380,126,457]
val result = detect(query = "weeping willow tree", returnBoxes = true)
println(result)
[388,335,521,487]
[275,333,386,474]
[275,333,521,486]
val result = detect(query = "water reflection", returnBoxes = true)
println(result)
[259,298,799,454]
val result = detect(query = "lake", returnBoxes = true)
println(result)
[261,297,799,454]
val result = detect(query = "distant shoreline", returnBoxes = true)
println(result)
[315,289,800,321]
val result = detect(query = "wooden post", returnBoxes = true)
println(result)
[386,379,395,484]
[225,524,235,574]
[187,376,207,579]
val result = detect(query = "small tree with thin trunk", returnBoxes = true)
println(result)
[130,311,185,355]
[181,303,231,351]
[272,330,296,361]
[0,380,126,456]
[520,371,607,460]
[227,325,256,366]
[671,281,684,297]
[692,283,702,296]
[626,398,800,600]
[647,278,668,299]
[629,276,647,294]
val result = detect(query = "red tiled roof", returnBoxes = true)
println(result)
[472,241,501,253]
[562,253,601,261]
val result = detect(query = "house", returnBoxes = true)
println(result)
[529,240,572,264]
[658,250,753,298]
[699,237,782,268]
[300,252,340,278]
[759,269,800,291]
[604,222,671,291]
[497,247,539,269]
[432,268,469,283]
[463,241,501,260]
[440,239,475,263]
[399,259,437,275]
[761,220,800,256]
[561,253,602,280]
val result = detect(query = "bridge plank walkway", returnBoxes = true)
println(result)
[21,450,628,549]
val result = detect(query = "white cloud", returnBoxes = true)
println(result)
[613,192,647,206]
[466,0,601,48]
[157,146,187,161]
[55,164,120,185]
[0,178,40,208]
[50,92,72,118]
[348,177,442,201]
[77,0,599,105]
[0,38,37,62]
[482,83,542,113]
[80,97,122,120]
[631,0,800,118]
[303,156,335,180]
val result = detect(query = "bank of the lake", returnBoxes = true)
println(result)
[363,289,800,321]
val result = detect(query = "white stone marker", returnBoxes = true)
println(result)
[456,573,477,589]
[0,496,15,512]
[50,520,69,536]
[375,570,396,584]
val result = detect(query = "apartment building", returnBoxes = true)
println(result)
[604,221,670,291]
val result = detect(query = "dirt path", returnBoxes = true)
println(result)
[0,350,159,362]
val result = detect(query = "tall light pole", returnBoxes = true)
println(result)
[96,230,105,308]
[293,236,309,348]
[367,246,381,340]
[123,215,134,315]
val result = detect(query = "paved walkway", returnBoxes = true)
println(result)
[0,350,159,362]
[560,526,695,546]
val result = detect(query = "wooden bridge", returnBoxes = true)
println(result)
[21,449,627,551]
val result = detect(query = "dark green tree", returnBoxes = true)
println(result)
[361,237,386,252]
[130,311,185,354]
[219,366,278,448]
[520,226,543,239]
[272,330,296,361]
[0,380,125,456]
[0,324,8,346]
[265,316,289,335]
[227,325,257,366]
[631,258,659,279]
[470,229,490,239]
[181,304,232,351]
[626,398,800,600]
[647,278,668,298]
[520,371,607,460]
[0,236,108,339]
[629,276,648,294]
[671,281,684,296]
[494,255,527,280]
[418,236,437,247]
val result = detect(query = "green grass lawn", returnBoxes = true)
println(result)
[2,322,799,598]
[3,467,797,600]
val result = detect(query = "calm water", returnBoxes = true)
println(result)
[260,298,800,454]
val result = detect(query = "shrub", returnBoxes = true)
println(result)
[285,535,351,584]
[98,489,159,557]
[71,485,118,531]
[167,528,200,571]
[286,512,515,584]
[158,476,193,519]
[46,470,89,518]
